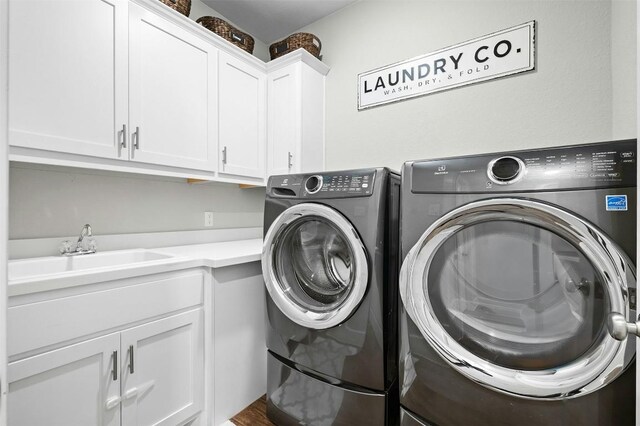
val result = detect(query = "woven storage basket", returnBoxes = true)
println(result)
[196,16,255,54]
[158,0,191,17]
[269,33,322,60]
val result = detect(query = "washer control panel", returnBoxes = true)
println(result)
[412,140,637,193]
[268,169,377,198]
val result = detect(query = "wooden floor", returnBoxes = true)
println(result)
[231,395,274,426]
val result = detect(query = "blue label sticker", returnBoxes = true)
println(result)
[606,195,628,211]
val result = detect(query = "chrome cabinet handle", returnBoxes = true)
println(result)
[222,146,227,165]
[112,350,118,381]
[128,345,134,374]
[133,127,140,150]
[120,124,127,148]
[608,313,640,340]
[288,151,293,170]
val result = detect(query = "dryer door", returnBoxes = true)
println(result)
[263,203,369,329]
[400,197,636,399]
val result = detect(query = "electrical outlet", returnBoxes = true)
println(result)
[204,212,214,227]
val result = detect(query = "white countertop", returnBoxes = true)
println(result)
[8,238,264,297]
[154,239,263,268]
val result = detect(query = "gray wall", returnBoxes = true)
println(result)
[299,0,637,171]
[9,163,265,240]
[611,0,637,139]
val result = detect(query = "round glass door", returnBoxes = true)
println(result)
[263,203,368,329]
[400,198,636,399]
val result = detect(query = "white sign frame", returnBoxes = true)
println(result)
[357,21,536,110]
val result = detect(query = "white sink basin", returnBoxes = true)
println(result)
[9,249,174,281]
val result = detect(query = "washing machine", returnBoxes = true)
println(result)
[398,140,637,425]
[262,168,400,425]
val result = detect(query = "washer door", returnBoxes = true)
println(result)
[263,203,369,329]
[400,197,636,399]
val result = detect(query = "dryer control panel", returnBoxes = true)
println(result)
[411,139,637,193]
[268,169,377,198]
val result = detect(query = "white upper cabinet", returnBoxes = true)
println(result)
[218,51,266,179]
[267,52,329,177]
[267,63,300,176]
[6,0,328,184]
[8,0,128,159]
[128,2,218,172]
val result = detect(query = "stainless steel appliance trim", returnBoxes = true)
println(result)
[399,197,636,399]
[262,203,369,329]
[486,156,526,185]
[305,175,323,195]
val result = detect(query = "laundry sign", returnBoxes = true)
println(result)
[357,21,536,110]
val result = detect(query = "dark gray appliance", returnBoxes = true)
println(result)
[399,140,637,425]
[263,168,401,425]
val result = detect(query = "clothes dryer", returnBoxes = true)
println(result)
[263,168,400,425]
[399,140,636,425]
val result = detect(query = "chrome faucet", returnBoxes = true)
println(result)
[77,224,93,246]
[59,224,97,256]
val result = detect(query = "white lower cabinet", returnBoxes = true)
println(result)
[8,309,203,426]
[121,310,204,426]
[212,262,266,425]
[8,333,122,426]
[7,269,206,426]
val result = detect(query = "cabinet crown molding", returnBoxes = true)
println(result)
[130,0,329,74]
[267,49,330,76]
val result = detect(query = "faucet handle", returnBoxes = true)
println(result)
[87,237,97,252]
[59,240,72,255]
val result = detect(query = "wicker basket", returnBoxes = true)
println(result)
[158,0,191,17]
[269,33,322,60]
[196,16,255,54]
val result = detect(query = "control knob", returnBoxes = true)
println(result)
[488,156,525,184]
[305,175,323,194]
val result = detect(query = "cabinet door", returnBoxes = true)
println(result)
[213,263,267,425]
[129,3,218,172]
[8,333,121,426]
[121,309,204,426]
[267,64,301,176]
[218,52,266,179]
[8,0,128,159]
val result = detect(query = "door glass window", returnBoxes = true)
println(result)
[427,220,609,370]
[273,217,355,312]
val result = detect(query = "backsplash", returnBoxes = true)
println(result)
[9,162,265,240]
